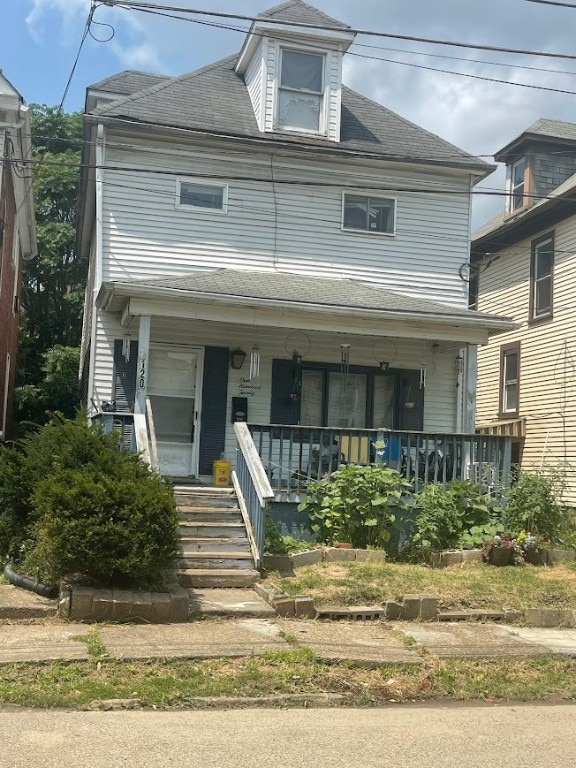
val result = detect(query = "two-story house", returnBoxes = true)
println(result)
[473,118,576,503]
[79,0,513,489]
[0,72,36,441]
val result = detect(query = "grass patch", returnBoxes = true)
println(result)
[268,561,576,611]
[0,653,574,708]
[72,628,108,663]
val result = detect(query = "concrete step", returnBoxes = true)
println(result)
[180,536,250,554]
[179,569,260,588]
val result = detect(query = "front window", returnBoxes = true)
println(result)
[531,234,554,320]
[177,180,228,212]
[500,343,520,415]
[278,49,324,133]
[508,158,525,212]
[342,194,396,234]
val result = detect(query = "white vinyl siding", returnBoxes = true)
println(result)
[244,38,266,130]
[476,213,576,503]
[101,139,472,307]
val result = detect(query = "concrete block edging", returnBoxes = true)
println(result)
[58,583,190,623]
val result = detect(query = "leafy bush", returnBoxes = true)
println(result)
[403,480,499,560]
[298,464,413,549]
[263,516,314,555]
[504,469,565,541]
[0,414,179,587]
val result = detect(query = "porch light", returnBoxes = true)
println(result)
[230,348,247,370]
[379,361,390,373]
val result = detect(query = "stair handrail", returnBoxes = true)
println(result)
[233,422,274,506]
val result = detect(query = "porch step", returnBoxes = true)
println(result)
[180,536,250,554]
[174,486,258,588]
[179,569,261,588]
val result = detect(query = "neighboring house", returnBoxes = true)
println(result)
[472,118,576,502]
[78,0,513,487]
[0,72,36,441]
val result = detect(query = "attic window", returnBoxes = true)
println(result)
[507,158,525,212]
[177,180,228,213]
[278,49,324,133]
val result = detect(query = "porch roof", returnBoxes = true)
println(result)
[97,269,514,335]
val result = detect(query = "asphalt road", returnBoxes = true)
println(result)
[0,705,575,767]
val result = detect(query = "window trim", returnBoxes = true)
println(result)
[175,178,229,214]
[275,44,327,136]
[529,232,554,322]
[341,192,397,237]
[499,341,520,418]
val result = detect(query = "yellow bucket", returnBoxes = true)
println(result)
[213,459,231,487]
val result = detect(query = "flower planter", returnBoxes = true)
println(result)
[524,548,547,566]
[491,546,513,566]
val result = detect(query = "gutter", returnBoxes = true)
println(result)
[97,281,516,333]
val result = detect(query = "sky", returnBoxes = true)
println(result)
[5,0,576,228]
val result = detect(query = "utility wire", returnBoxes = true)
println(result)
[103,0,576,62]
[524,0,576,7]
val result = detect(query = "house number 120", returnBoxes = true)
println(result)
[139,356,146,389]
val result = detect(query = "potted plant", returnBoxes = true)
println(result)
[518,531,549,565]
[482,533,522,566]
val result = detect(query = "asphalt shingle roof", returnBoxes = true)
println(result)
[90,55,488,170]
[122,269,504,322]
[257,0,351,30]
[521,118,576,142]
[89,70,170,96]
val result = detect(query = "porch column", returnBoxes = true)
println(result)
[463,344,477,434]
[134,314,150,415]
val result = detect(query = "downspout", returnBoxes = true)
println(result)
[87,123,106,413]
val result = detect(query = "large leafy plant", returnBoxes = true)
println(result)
[298,464,413,549]
[504,469,565,541]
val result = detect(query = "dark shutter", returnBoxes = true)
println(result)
[399,371,424,431]
[198,346,229,475]
[113,340,139,412]
[270,358,300,425]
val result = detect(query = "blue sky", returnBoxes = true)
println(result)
[4,0,576,226]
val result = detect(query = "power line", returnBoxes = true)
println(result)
[103,0,576,62]
[524,0,576,7]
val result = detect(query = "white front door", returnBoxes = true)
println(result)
[148,345,204,477]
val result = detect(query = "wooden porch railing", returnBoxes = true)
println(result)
[233,421,275,566]
[249,424,513,498]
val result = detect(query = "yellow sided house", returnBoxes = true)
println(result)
[78,0,513,583]
[473,118,576,503]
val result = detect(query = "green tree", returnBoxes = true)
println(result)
[15,106,85,430]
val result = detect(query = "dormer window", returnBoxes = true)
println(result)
[277,48,324,134]
[507,158,526,212]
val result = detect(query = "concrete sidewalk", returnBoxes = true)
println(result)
[1,617,576,665]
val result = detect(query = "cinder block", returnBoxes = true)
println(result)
[168,588,189,623]
[461,549,482,563]
[253,582,280,605]
[272,596,296,617]
[112,590,133,621]
[91,589,114,621]
[131,592,153,623]
[262,555,294,575]
[325,547,356,562]
[524,608,574,627]
[402,595,421,620]
[440,551,463,567]
[354,550,387,562]
[384,600,403,620]
[294,595,316,618]
[290,549,323,568]
[58,585,72,619]
[419,595,439,621]
[151,592,172,624]
[68,586,95,620]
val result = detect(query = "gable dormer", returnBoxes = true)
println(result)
[495,119,576,216]
[235,0,355,142]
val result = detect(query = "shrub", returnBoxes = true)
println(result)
[504,469,564,541]
[298,464,413,549]
[0,414,179,587]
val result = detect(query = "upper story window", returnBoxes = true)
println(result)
[500,341,520,416]
[530,233,554,321]
[278,49,324,134]
[507,158,526,212]
[342,194,396,235]
[177,179,228,213]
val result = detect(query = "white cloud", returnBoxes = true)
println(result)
[26,0,87,45]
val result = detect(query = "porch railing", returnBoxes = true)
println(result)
[233,421,275,566]
[249,424,513,498]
